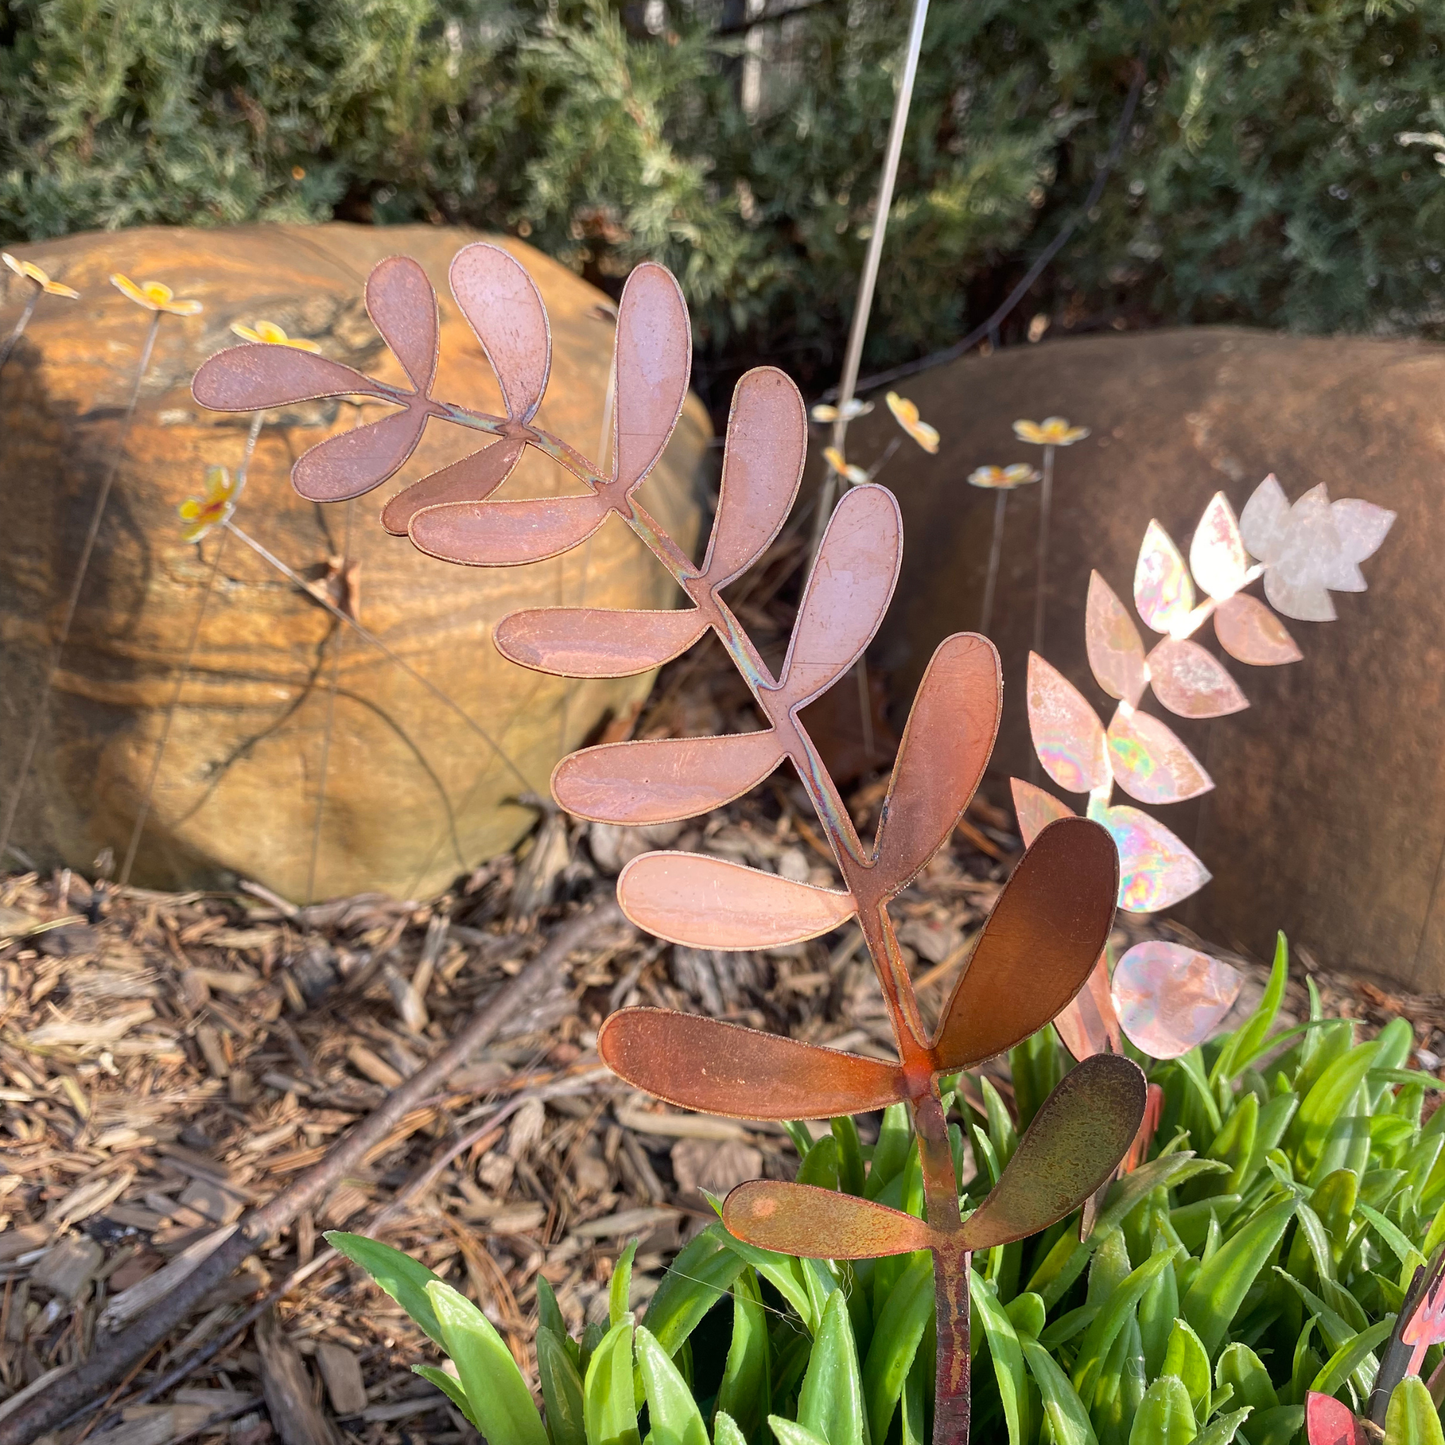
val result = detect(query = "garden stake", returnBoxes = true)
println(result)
[966,463,1040,636]
[0,253,79,381]
[194,243,1149,1444]
[307,499,354,903]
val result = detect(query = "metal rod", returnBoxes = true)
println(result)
[979,489,1008,636]
[0,289,41,382]
[1033,443,1055,657]
[306,501,353,904]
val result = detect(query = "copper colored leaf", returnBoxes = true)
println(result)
[1089,800,1211,913]
[1213,594,1302,666]
[702,367,808,588]
[367,255,439,394]
[959,1052,1146,1250]
[933,817,1117,1070]
[409,491,610,566]
[1134,520,1195,635]
[294,406,428,503]
[450,243,551,422]
[497,606,707,678]
[1106,706,1212,804]
[192,345,384,412]
[1145,638,1248,719]
[1085,572,1147,706]
[723,1181,934,1259]
[614,263,691,489]
[1053,956,1121,1062]
[617,852,855,949]
[380,439,525,535]
[553,731,786,824]
[781,485,903,707]
[598,1009,906,1119]
[1189,493,1252,602]
[1026,653,1110,794]
[1111,941,1242,1061]
[873,633,1000,893]
[1306,1393,1368,1445]
[1009,778,1076,849]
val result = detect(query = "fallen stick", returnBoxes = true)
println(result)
[0,898,626,1445]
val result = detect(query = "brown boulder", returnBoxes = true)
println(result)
[0,224,707,900]
[852,327,1444,989]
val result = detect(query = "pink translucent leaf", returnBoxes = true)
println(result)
[409,491,610,566]
[1053,956,1121,1062]
[1009,778,1076,849]
[780,485,902,707]
[1260,484,1339,622]
[380,438,525,536]
[1026,653,1110,794]
[723,1181,934,1259]
[496,605,707,678]
[613,263,691,490]
[1111,940,1242,1060]
[617,851,855,949]
[1106,706,1213,804]
[293,406,428,502]
[1213,594,1302,666]
[702,367,808,588]
[366,255,439,394]
[1085,572,1147,706]
[1134,520,1195,634]
[192,346,385,412]
[1088,798,1212,913]
[1145,637,1249,719]
[1239,474,1291,565]
[1332,497,1395,564]
[873,634,1001,894]
[553,731,786,824]
[1306,1394,1368,1445]
[1189,492,1252,602]
[449,243,551,422]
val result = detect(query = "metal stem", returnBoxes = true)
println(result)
[0,310,163,866]
[306,501,353,904]
[0,288,41,381]
[979,489,1008,635]
[1033,443,1055,656]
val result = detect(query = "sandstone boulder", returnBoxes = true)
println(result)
[0,224,706,900]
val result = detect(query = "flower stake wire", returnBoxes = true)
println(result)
[0,253,79,381]
[1012,416,1090,658]
[966,463,1041,636]
[194,243,1149,1445]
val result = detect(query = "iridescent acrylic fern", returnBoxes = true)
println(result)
[192,244,1148,1445]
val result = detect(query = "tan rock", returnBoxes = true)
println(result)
[0,223,706,901]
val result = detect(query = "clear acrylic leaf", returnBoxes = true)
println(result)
[723,1181,934,1259]
[410,491,610,566]
[617,851,855,949]
[1260,485,1342,622]
[553,731,785,824]
[450,242,551,421]
[873,633,1001,892]
[293,406,428,502]
[1026,653,1109,794]
[1190,493,1252,602]
[1213,594,1302,666]
[1331,498,1395,565]
[496,605,707,678]
[1107,706,1213,803]
[703,367,808,588]
[1112,941,1242,1060]
[1239,474,1291,565]
[366,255,439,394]
[1088,798,1212,913]
[192,345,386,412]
[614,262,691,489]
[1134,520,1196,634]
[598,1008,906,1119]
[1086,572,1147,705]
[1145,638,1248,718]
[381,438,525,535]
[781,485,902,706]
[1010,777,1076,849]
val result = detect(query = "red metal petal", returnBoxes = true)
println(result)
[598,1008,906,1119]
[449,243,551,422]
[293,406,428,502]
[1306,1393,1368,1445]
[1213,593,1303,666]
[380,439,526,536]
[780,485,902,707]
[959,1053,1145,1249]
[932,817,1117,1070]
[723,1181,935,1259]
[872,634,1000,894]
[614,263,691,489]
[366,255,439,394]
[496,606,707,678]
[617,852,855,949]
[409,491,610,566]
[1053,956,1121,1062]
[553,731,786,824]
[1145,637,1248,719]
[701,367,808,588]
[192,345,384,412]
[1009,778,1076,849]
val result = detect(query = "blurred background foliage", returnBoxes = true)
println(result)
[2,0,1444,409]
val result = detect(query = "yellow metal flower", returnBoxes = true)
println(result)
[968,463,1042,490]
[2,252,80,299]
[1013,416,1090,447]
[885,392,940,454]
[822,446,868,484]
[810,397,873,423]
[110,273,203,316]
[179,466,238,542]
[230,319,321,352]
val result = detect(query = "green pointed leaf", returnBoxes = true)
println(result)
[1182,1198,1296,1356]
[537,1326,586,1445]
[636,1325,708,1445]
[1194,1408,1251,1445]
[1246,1406,1304,1445]
[413,1365,479,1428]
[1213,932,1287,1082]
[648,1225,748,1352]
[1074,1246,1181,1405]
[769,1418,833,1445]
[1296,1042,1382,1167]
[715,1412,749,1445]
[327,1231,445,1347]
[1129,1376,1197,1445]
[799,1135,842,1190]
[798,1291,865,1445]
[1093,1314,1147,1445]
[862,1252,933,1445]
[1006,1292,1047,1342]
[972,1272,1027,1445]
[865,1104,912,1199]
[584,1315,641,1445]
[613,1241,639,1327]
[1385,1377,1445,1445]
[1023,1336,1098,1445]
[1310,1317,1396,1399]
[1140,1237,1181,1380]
[1215,1343,1279,1414]
[426,1281,549,1445]
[716,1270,769,1441]
[833,1117,866,1197]
[1162,1321,1212,1422]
